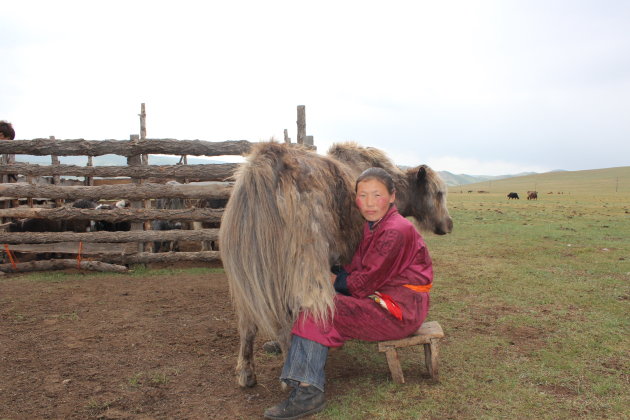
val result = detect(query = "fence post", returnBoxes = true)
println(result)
[139,103,148,165]
[49,136,64,207]
[297,105,306,145]
[85,156,94,186]
[138,103,152,249]
[128,134,146,253]
[284,129,291,144]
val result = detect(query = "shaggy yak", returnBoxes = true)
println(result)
[219,141,453,388]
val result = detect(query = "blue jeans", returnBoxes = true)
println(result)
[281,335,329,392]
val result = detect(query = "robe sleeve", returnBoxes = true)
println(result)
[345,228,405,298]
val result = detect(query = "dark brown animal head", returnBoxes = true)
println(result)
[400,165,453,235]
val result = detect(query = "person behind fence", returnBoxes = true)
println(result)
[264,167,434,420]
[0,120,17,184]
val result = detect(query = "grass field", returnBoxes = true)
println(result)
[7,169,629,419]
[453,165,630,195]
[322,167,629,418]
[321,189,629,419]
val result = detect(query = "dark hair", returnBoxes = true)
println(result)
[355,167,395,194]
[0,121,15,140]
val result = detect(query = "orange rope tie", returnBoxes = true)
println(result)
[3,244,18,270]
[76,241,83,269]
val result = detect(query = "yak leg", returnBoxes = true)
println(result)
[261,320,293,355]
[277,323,292,356]
[236,315,258,388]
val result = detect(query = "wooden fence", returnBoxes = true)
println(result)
[0,105,315,273]
[0,137,253,273]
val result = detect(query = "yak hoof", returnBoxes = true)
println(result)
[237,369,257,388]
[262,340,282,355]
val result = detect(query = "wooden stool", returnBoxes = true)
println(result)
[377,321,444,384]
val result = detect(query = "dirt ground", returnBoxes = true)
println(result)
[0,264,391,419]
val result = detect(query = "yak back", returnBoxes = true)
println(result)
[328,142,412,217]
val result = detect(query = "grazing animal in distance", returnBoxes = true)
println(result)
[219,141,453,388]
[507,192,519,200]
[527,191,538,200]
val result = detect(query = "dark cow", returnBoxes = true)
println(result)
[92,202,131,232]
[152,184,187,252]
[192,197,229,251]
[507,192,519,200]
[6,199,96,233]
[527,191,538,200]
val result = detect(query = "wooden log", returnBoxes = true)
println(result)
[0,228,218,244]
[6,242,137,255]
[140,103,147,140]
[0,207,223,223]
[0,138,252,157]
[0,162,239,180]
[102,251,221,264]
[0,259,128,273]
[297,105,306,144]
[128,134,145,252]
[0,182,233,201]
[85,156,94,186]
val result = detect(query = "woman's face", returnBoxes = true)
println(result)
[356,178,395,222]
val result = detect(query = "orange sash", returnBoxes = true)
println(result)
[403,283,432,293]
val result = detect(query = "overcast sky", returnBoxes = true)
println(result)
[1,0,629,175]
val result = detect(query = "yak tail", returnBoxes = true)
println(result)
[219,143,339,340]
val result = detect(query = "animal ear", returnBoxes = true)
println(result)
[416,165,427,184]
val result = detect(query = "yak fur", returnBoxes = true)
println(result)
[219,141,452,387]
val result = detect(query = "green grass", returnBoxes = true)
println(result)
[320,192,629,419]
[3,186,627,419]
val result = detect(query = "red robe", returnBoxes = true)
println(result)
[292,205,433,347]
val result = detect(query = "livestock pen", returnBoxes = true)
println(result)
[0,136,250,273]
[0,105,315,274]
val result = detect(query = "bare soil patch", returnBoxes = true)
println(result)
[0,265,396,419]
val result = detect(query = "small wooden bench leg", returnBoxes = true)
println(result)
[384,348,405,384]
[423,338,440,381]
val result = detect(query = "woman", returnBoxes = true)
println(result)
[264,167,433,420]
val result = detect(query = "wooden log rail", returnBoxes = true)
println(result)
[0,251,221,273]
[103,251,221,264]
[0,162,239,180]
[0,182,233,201]
[0,228,218,244]
[0,138,252,157]
[0,260,129,273]
[0,207,223,223]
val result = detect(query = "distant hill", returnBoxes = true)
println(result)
[15,154,226,166]
[437,171,537,187]
[449,166,630,195]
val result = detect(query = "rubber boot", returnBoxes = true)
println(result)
[263,384,326,419]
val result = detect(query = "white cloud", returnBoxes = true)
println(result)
[1,1,629,175]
